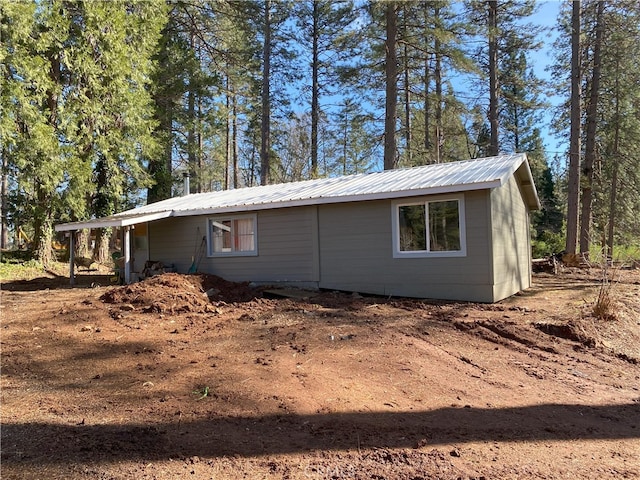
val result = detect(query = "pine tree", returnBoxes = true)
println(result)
[566,0,582,255]
[553,0,640,257]
[149,7,188,202]
[294,0,357,178]
[499,44,545,154]
[465,0,541,156]
[383,1,399,170]
[333,98,377,175]
[237,0,298,186]
[579,0,604,256]
[589,1,640,256]
[394,1,476,166]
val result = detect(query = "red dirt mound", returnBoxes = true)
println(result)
[99,273,260,314]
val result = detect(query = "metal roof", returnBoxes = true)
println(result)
[55,153,540,232]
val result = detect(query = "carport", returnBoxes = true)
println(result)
[54,211,171,285]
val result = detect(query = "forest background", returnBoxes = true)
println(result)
[1,0,639,266]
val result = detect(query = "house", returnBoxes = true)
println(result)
[55,153,540,302]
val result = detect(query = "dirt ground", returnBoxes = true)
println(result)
[1,267,639,479]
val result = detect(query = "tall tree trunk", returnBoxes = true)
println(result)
[341,103,348,176]
[487,0,499,157]
[607,160,618,258]
[579,0,604,256]
[33,186,54,266]
[187,62,196,194]
[422,7,431,159]
[197,93,203,193]
[92,153,112,263]
[383,2,398,170]
[260,0,272,185]
[1,147,8,249]
[94,229,110,264]
[434,4,443,164]
[232,91,239,189]
[566,0,582,255]
[33,48,61,266]
[423,54,431,158]
[403,41,412,165]
[75,229,90,258]
[401,5,412,166]
[606,55,620,258]
[310,0,319,178]
[225,73,231,190]
[248,142,257,187]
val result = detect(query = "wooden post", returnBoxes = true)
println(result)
[68,232,76,286]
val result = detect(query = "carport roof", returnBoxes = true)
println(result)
[55,153,540,232]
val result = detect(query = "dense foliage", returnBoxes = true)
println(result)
[1,0,638,263]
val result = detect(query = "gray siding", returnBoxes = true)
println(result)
[148,216,207,273]
[490,175,532,301]
[148,206,319,284]
[145,182,532,302]
[317,192,496,302]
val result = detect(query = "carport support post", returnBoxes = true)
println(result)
[124,226,131,284]
[68,231,76,286]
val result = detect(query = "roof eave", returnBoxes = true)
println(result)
[54,211,172,232]
[514,158,542,210]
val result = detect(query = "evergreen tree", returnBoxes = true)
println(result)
[552,0,640,257]
[465,0,541,155]
[579,0,604,256]
[237,0,298,185]
[383,1,399,170]
[549,0,582,255]
[332,98,377,175]
[407,1,476,165]
[1,1,166,264]
[294,0,357,178]
[149,6,188,202]
[62,0,167,261]
[526,129,563,252]
[499,43,545,153]
[2,1,69,265]
[589,1,640,256]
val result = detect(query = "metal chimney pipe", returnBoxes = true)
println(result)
[183,172,190,196]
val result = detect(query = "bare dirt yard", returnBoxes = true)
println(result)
[2,267,639,479]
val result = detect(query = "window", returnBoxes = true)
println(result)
[393,196,466,257]
[208,214,257,256]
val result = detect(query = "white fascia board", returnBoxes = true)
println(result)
[516,160,542,210]
[54,211,172,232]
[171,180,502,217]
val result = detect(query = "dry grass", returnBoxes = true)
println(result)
[592,265,618,321]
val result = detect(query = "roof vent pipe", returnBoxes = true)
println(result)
[183,172,190,196]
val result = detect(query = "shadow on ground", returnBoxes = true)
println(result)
[2,403,638,465]
[1,273,114,291]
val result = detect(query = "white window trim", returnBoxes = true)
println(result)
[207,213,258,257]
[391,195,467,258]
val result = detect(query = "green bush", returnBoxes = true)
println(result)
[532,231,565,258]
[0,250,34,264]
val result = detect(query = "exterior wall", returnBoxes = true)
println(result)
[131,223,149,274]
[317,191,496,302]
[146,184,532,302]
[148,206,319,285]
[490,175,532,301]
